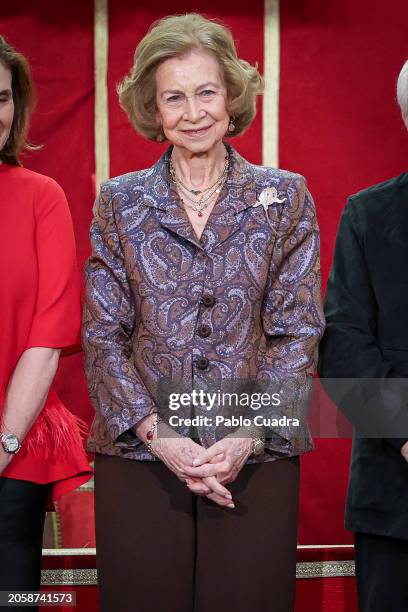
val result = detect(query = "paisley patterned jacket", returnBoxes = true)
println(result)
[83,143,325,462]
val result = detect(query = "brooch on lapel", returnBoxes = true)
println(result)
[252,187,286,216]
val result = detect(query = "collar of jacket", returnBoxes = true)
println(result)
[141,142,257,251]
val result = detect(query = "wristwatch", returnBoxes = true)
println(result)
[0,432,21,454]
[246,425,265,457]
[251,436,265,456]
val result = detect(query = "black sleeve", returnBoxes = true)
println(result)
[318,198,408,450]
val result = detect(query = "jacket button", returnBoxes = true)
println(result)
[197,323,211,338]
[196,357,209,370]
[201,294,216,307]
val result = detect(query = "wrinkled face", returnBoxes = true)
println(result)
[0,62,14,153]
[155,48,230,154]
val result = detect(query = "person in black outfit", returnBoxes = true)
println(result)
[318,58,408,612]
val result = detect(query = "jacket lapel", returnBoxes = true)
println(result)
[141,144,257,252]
[201,144,257,252]
[142,148,203,249]
[158,200,203,249]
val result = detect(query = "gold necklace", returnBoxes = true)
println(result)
[178,181,226,216]
[173,173,227,215]
[169,155,228,195]
[169,157,228,216]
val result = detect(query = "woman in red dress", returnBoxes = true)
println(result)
[0,36,92,599]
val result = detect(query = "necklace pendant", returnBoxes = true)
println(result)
[197,211,203,217]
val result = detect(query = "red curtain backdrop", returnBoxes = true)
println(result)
[279,0,408,544]
[2,0,408,548]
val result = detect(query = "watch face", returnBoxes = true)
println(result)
[253,439,264,456]
[4,434,20,453]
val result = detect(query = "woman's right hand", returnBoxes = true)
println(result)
[152,434,234,507]
[134,415,234,507]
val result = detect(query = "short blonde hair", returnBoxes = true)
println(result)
[118,13,264,141]
[397,59,408,129]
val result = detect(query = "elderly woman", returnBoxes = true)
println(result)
[0,36,92,601]
[83,13,324,612]
[318,60,408,612]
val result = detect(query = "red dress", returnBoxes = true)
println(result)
[0,163,92,503]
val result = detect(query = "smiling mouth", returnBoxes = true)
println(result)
[182,125,213,136]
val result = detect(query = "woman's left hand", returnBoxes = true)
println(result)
[184,434,253,485]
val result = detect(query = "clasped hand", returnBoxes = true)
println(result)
[150,431,253,509]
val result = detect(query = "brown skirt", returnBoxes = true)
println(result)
[94,454,300,612]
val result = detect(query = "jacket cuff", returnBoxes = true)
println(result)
[111,406,157,448]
